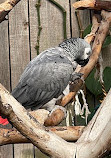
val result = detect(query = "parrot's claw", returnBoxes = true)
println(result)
[71,72,84,83]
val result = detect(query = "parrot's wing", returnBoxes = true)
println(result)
[12,47,73,110]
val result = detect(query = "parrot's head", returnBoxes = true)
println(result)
[73,38,92,67]
[59,38,92,67]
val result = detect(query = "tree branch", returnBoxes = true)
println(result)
[1,81,111,157]
[0,126,84,145]
[75,89,111,158]
[60,10,111,106]
[0,84,75,157]
[84,13,100,44]
[73,0,111,11]
[0,0,21,23]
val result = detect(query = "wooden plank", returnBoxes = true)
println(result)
[0,144,13,158]
[9,1,34,158]
[34,147,49,158]
[0,0,13,157]
[71,0,91,37]
[13,144,34,158]
[9,1,30,87]
[70,0,79,37]
[29,0,71,59]
[0,7,10,91]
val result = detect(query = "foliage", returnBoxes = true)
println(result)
[103,67,111,91]
[102,35,111,48]
[83,24,92,37]
[85,67,111,96]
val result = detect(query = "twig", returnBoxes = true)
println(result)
[35,0,42,55]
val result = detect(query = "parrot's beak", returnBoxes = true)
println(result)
[74,58,89,67]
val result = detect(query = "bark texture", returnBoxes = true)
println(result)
[73,0,111,11]
[0,84,75,158]
[0,0,21,23]
[0,126,84,145]
[1,83,111,157]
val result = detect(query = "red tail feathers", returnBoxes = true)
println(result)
[0,116,9,125]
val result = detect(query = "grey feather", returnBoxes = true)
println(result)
[12,47,73,109]
[11,38,91,110]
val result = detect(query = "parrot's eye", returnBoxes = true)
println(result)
[84,47,92,59]
[85,48,92,54]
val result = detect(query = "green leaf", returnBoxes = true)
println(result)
[85,68,102,96]
[102,35,111,48]
[83,24,92,37]
[103,67,111,92]
[85,67,111,96]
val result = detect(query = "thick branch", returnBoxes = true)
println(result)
[0,84,75,158]
[0,126,84,145]
[61,10,111,106]
[0,0,21,23]
[30,109,49,125]
[1,82,111,157]
[73,0,111,11]
[75,89,111,158]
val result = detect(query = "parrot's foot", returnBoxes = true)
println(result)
[49,105,67,117]
[71,72,84,84]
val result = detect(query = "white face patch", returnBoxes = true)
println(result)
[84,47,91,59]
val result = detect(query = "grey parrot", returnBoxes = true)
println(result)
[11,38,91,111]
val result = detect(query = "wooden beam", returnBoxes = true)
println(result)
[73,0,111,11]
